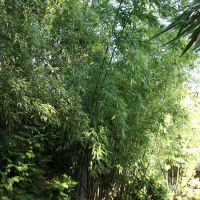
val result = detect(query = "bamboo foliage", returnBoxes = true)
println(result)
[0,0,199,199]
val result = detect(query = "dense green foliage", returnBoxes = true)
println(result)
[0,0,199,199]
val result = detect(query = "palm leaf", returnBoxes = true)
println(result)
[165,22,199,46]
[150,1,200,56]
[181,25,200,56]
[149,10,192,41]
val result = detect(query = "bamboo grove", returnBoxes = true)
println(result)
[0,0,200,199]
